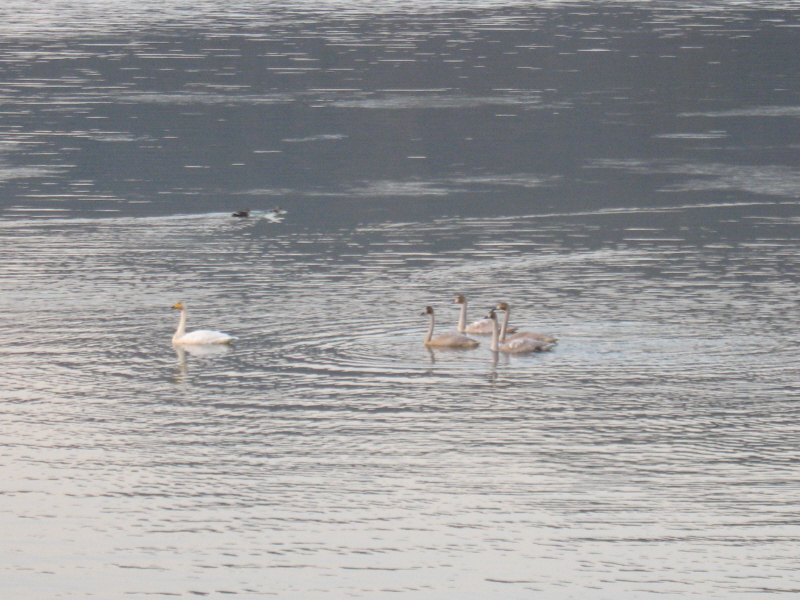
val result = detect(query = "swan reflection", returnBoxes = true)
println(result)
[179,344,233,358]
[174,343,233,381]
[425,345,436,365]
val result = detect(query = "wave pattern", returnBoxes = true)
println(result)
[3,1,800,598]
[2,206,800,598]
[2,1,800,224]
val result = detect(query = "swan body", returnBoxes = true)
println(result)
[496,302,557,344]
[486,309,553,354]
[454,294,515,334]
[172,302,237,345]
[421,306,479,347]
[499,335,554,353]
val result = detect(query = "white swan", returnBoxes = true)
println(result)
[172,302,237,345]
[486,309,553,353]
[421,306,479,347]
[495,302,557,344]
[454,294,515,334]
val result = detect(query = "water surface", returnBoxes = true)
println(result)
[2,1,800,598]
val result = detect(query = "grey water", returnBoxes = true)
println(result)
[2,1,800,598]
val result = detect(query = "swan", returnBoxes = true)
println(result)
[171,302,238,345]
[454,295,516,334]
[421,306,479,347]
[486,309,553,353]
[495,302,557,344]
[232,209,250,218]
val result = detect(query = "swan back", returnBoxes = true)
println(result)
[505,330,557,344]
[464,318,495,334]
[500,336,553,354]
[175,329,237,345]
[428,332,480,348]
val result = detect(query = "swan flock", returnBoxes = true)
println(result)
[421,295,556,353]
[170,294,556,356]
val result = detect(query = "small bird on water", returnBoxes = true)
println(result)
[232,209,250,218]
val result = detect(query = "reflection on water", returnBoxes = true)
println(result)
[174,344,233,381]
[177,343,234,359]
[3,1,800,599]
[1,0,800,226]
[3,204,800,598]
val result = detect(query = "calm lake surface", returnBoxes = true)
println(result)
[3,1,800,598]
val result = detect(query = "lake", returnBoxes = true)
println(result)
[2,1,800,598]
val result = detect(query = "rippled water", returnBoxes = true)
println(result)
[3,1,800,599]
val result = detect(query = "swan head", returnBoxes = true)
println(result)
[484,308,498,321]
[495,302,509,311]
[172,301,186,310]
[421,306,434,316]
[453,295,466,304]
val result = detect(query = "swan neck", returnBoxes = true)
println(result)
[490,315,500,352]
[457,301,467,333]
[173,308,187,343]
[425,313,435,344]
[500,308,510,342]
